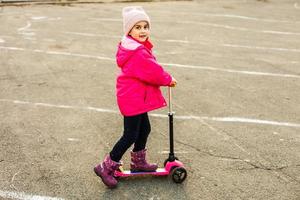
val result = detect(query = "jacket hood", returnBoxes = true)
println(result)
[116,36,153,68]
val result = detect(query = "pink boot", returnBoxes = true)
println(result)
[94,155,121,188]
[130,149,158,172]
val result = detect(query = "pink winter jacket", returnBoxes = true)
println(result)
[116,36,172,116]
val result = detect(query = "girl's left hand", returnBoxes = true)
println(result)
[170,77,177,87]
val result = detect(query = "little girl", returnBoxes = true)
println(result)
[94,6,177,188]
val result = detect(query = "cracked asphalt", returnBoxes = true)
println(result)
[0,0,300,199]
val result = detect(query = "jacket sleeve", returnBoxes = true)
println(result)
[131,48,172,86]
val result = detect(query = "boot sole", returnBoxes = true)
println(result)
[94,167,117,189]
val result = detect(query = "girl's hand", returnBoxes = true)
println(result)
[170,77,177,87]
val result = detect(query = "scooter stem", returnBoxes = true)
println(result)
[168,87,176,161]
[168,87,172,113]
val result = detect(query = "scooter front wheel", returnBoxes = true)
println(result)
[171,167,187,183]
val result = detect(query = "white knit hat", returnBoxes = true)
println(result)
[122,6,150,36]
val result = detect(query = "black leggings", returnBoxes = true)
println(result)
[110,113,151,162]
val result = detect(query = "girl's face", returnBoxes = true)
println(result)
[128,21,150,42]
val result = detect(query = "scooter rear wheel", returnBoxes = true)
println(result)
[171,167,187,183]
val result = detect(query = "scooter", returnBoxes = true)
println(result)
[114,87,187,183]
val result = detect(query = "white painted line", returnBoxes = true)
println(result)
[86,106,118,113]
[178,12,261,21]
[162,63,300,79]
[21,32,36,36]
[44,50,113,61]
[1,45,299,79]
[0,99,118,114]
[234,143,250,155]
[0,35,15,40]
[255,58,299,65]
[62,31,189,44]
[10,170,21,190]
[60,30,300,53]
[0,190,64,200]
[62,31,120,39]
[67,138,80,142]
[31,16,48,20]
[149,10,298,23]
[177,20,300,36]
[0,46,113,61]
[222,43,300,53]
[89,17,122,22]
[90,17,300,36]
[0,38,4,43]
[18,21,32,32]
[2,29,281,54]
[31,16,61,21]
[262,30,300,35]
[18,21,36,40]
[197,13,292,23]
[163,39,190,44]
[218,158,245,162]
[145,114,300,128]
[149,113,167,118]
[0,46,25,51]
[180,20,249,31]
[163,51,182,55]
[1,99,300,128]
[35,102,73,109]
[200,117,300,128]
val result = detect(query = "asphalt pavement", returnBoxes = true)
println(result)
[0,0,300,199]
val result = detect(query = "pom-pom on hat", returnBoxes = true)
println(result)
[122,6,150,36]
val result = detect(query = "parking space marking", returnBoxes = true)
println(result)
[60,31,300,53]
[1,99,299,128]
[17,21,36,40]
[62,31,190,43]
[4,29,297,54]
[0,46,25,51]
[0,190,64,200]
[177,20,300,36]
[200,116,300,128]
[0,46,113,61]
[149,10,299,23]
[62,31,120,39]
[162,39,190,44]
[222,43,300,53]
[17,21,32,32]
[31,16,61,21]
[1,46,299,79]
[89,17,300,36]
[162,63,300,79]
[67,138,80,142]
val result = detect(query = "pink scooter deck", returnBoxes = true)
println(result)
[114,160,184,178]
[114,167,169,177]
